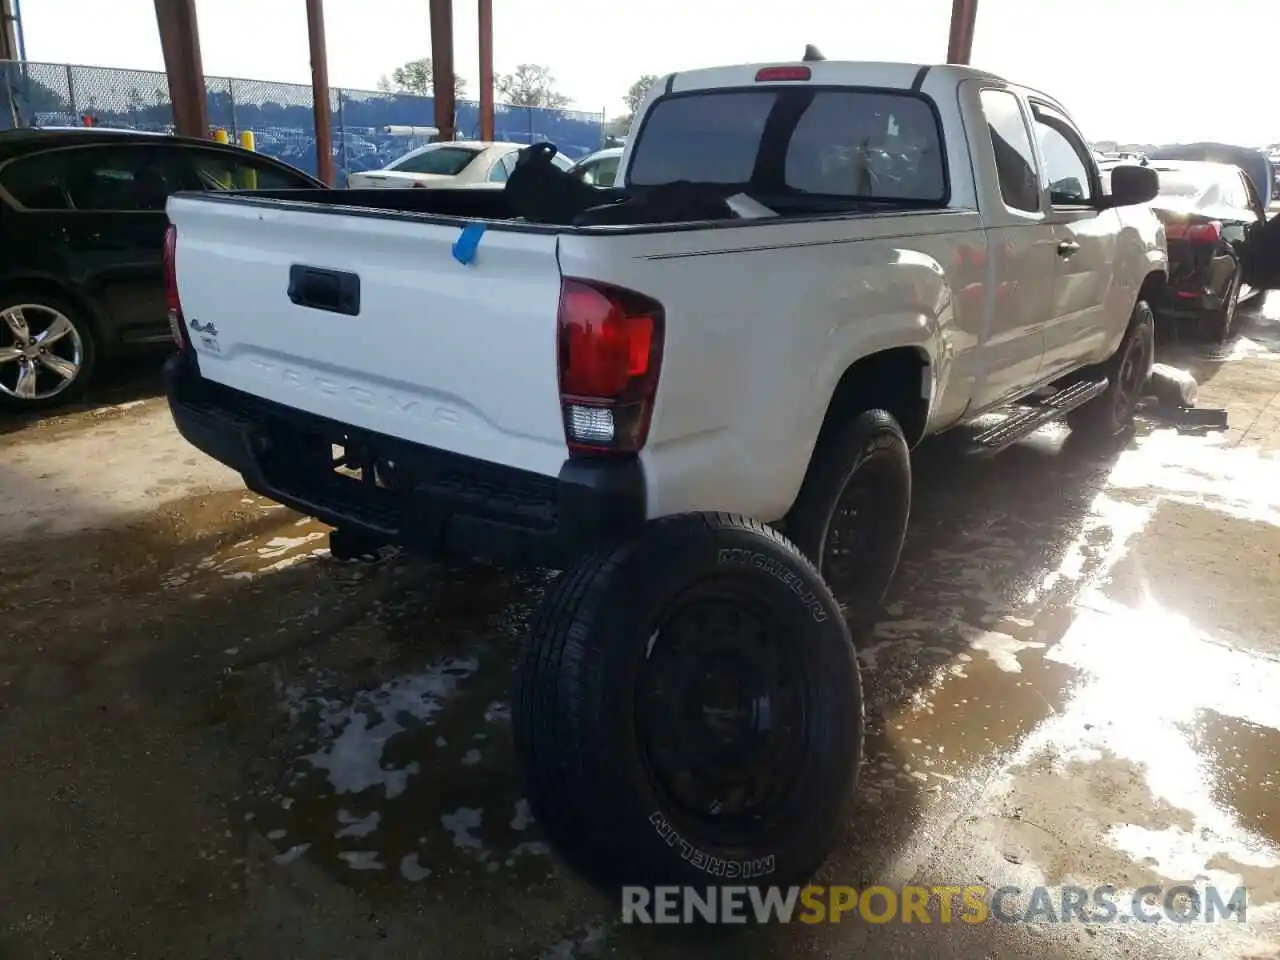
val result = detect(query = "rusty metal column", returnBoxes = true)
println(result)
[478,0,494,141]
[428,0,456,141]
[946,0,979,65]
[1,0,19,62]
[154,0,209,137]
[306,0,335,185]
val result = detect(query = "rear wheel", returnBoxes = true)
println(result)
[1198,270,1240,343]
[513,513,863,893]
[783,409,912,626]
[1067,299,1155,439]
[0,294,97,412]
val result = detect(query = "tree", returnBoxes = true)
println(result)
[623,74,659,118]
[609,74,660,135]
[378,58,467,99]
[495,64,570,109]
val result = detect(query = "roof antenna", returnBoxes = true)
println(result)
[803,44,826,62]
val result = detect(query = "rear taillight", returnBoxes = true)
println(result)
[163,223,187,348]
[1165,220,1222,244]
[557,278,664,456]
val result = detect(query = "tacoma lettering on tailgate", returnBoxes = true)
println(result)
[245,359,462,427]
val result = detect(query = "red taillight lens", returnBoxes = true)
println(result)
[557,278,664,456]
[755,66,811,82]
[163,223,187,348]
[1165,220,1221,243]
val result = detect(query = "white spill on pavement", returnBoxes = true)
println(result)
[960,625,1046,673]
[441,808,484,851]
[334,810,381,839]
[286,657,480,799]
[273,843,310,865]
[399,852,432,882]
[510,799,534,831]
[338,851,385,871]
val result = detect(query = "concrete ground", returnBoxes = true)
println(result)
[3,300,1280,959]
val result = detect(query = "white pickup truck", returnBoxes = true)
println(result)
[164,58,1179,894]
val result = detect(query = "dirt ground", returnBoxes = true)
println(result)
[3,305,1280,960]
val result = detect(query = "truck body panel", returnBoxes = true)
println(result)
[163,57,1170,565]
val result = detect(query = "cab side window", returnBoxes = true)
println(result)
[182,148,315,191]
[1240,172,1265,219]
[488,155,511,183]
[1030,104,1096,206]
[0,150,75,209]
[978,88,1040,213]
[592,156,619,187]
[1,146,184,211]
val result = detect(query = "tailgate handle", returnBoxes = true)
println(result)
[288,265,361,316]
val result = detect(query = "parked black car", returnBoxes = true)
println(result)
[1136,159,1272,341]
[0,128,325,411]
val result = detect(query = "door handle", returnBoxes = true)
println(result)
[1057,240,1080,257]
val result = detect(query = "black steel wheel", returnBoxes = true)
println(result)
[1067,299,1156,440]
[513,513,863,894]
[784,408,912,626]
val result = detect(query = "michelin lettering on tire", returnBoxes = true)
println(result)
[649,812,777,879]
[715,547,828,623]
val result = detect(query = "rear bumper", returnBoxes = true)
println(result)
[164,353,647,569]
[1160,245,1235,319]
[1158,288,1226,320]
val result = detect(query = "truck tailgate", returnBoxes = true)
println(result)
[168,195,569,477]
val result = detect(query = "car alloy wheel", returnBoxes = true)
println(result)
[0,303,86,404]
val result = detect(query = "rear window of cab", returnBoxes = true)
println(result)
[627,87,947,203]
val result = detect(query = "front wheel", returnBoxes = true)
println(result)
[513,513,863,893]
[0,294,97,412]
[1067,299,1155,440]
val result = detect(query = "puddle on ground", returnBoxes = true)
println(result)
[164,511,333,588]
[840,396,1280,918]
[240,563,557,893]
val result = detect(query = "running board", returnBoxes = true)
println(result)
[971,378,1110,455]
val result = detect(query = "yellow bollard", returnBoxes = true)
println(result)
[213,128,229,143]
[239,131,257,189]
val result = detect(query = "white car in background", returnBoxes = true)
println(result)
[569,146,624,186]
[346,141,575,189]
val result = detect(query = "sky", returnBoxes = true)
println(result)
[16,0,1278,146]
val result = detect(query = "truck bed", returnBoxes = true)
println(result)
[208,186,630,233]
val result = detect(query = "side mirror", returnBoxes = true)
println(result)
[1103,164,1159,208]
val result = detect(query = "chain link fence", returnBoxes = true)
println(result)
[0,60,607,182]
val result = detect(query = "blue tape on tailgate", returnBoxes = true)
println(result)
[452,223,486,265]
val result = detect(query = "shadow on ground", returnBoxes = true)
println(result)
[0,350,167,438]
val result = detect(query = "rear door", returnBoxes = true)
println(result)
[1027,100,1117,377]
[1206,170,1259,296]
[0,141,184,345]
[1223,171,1274,295]
[1240,211,1280,292]
[970,87,1053,407]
